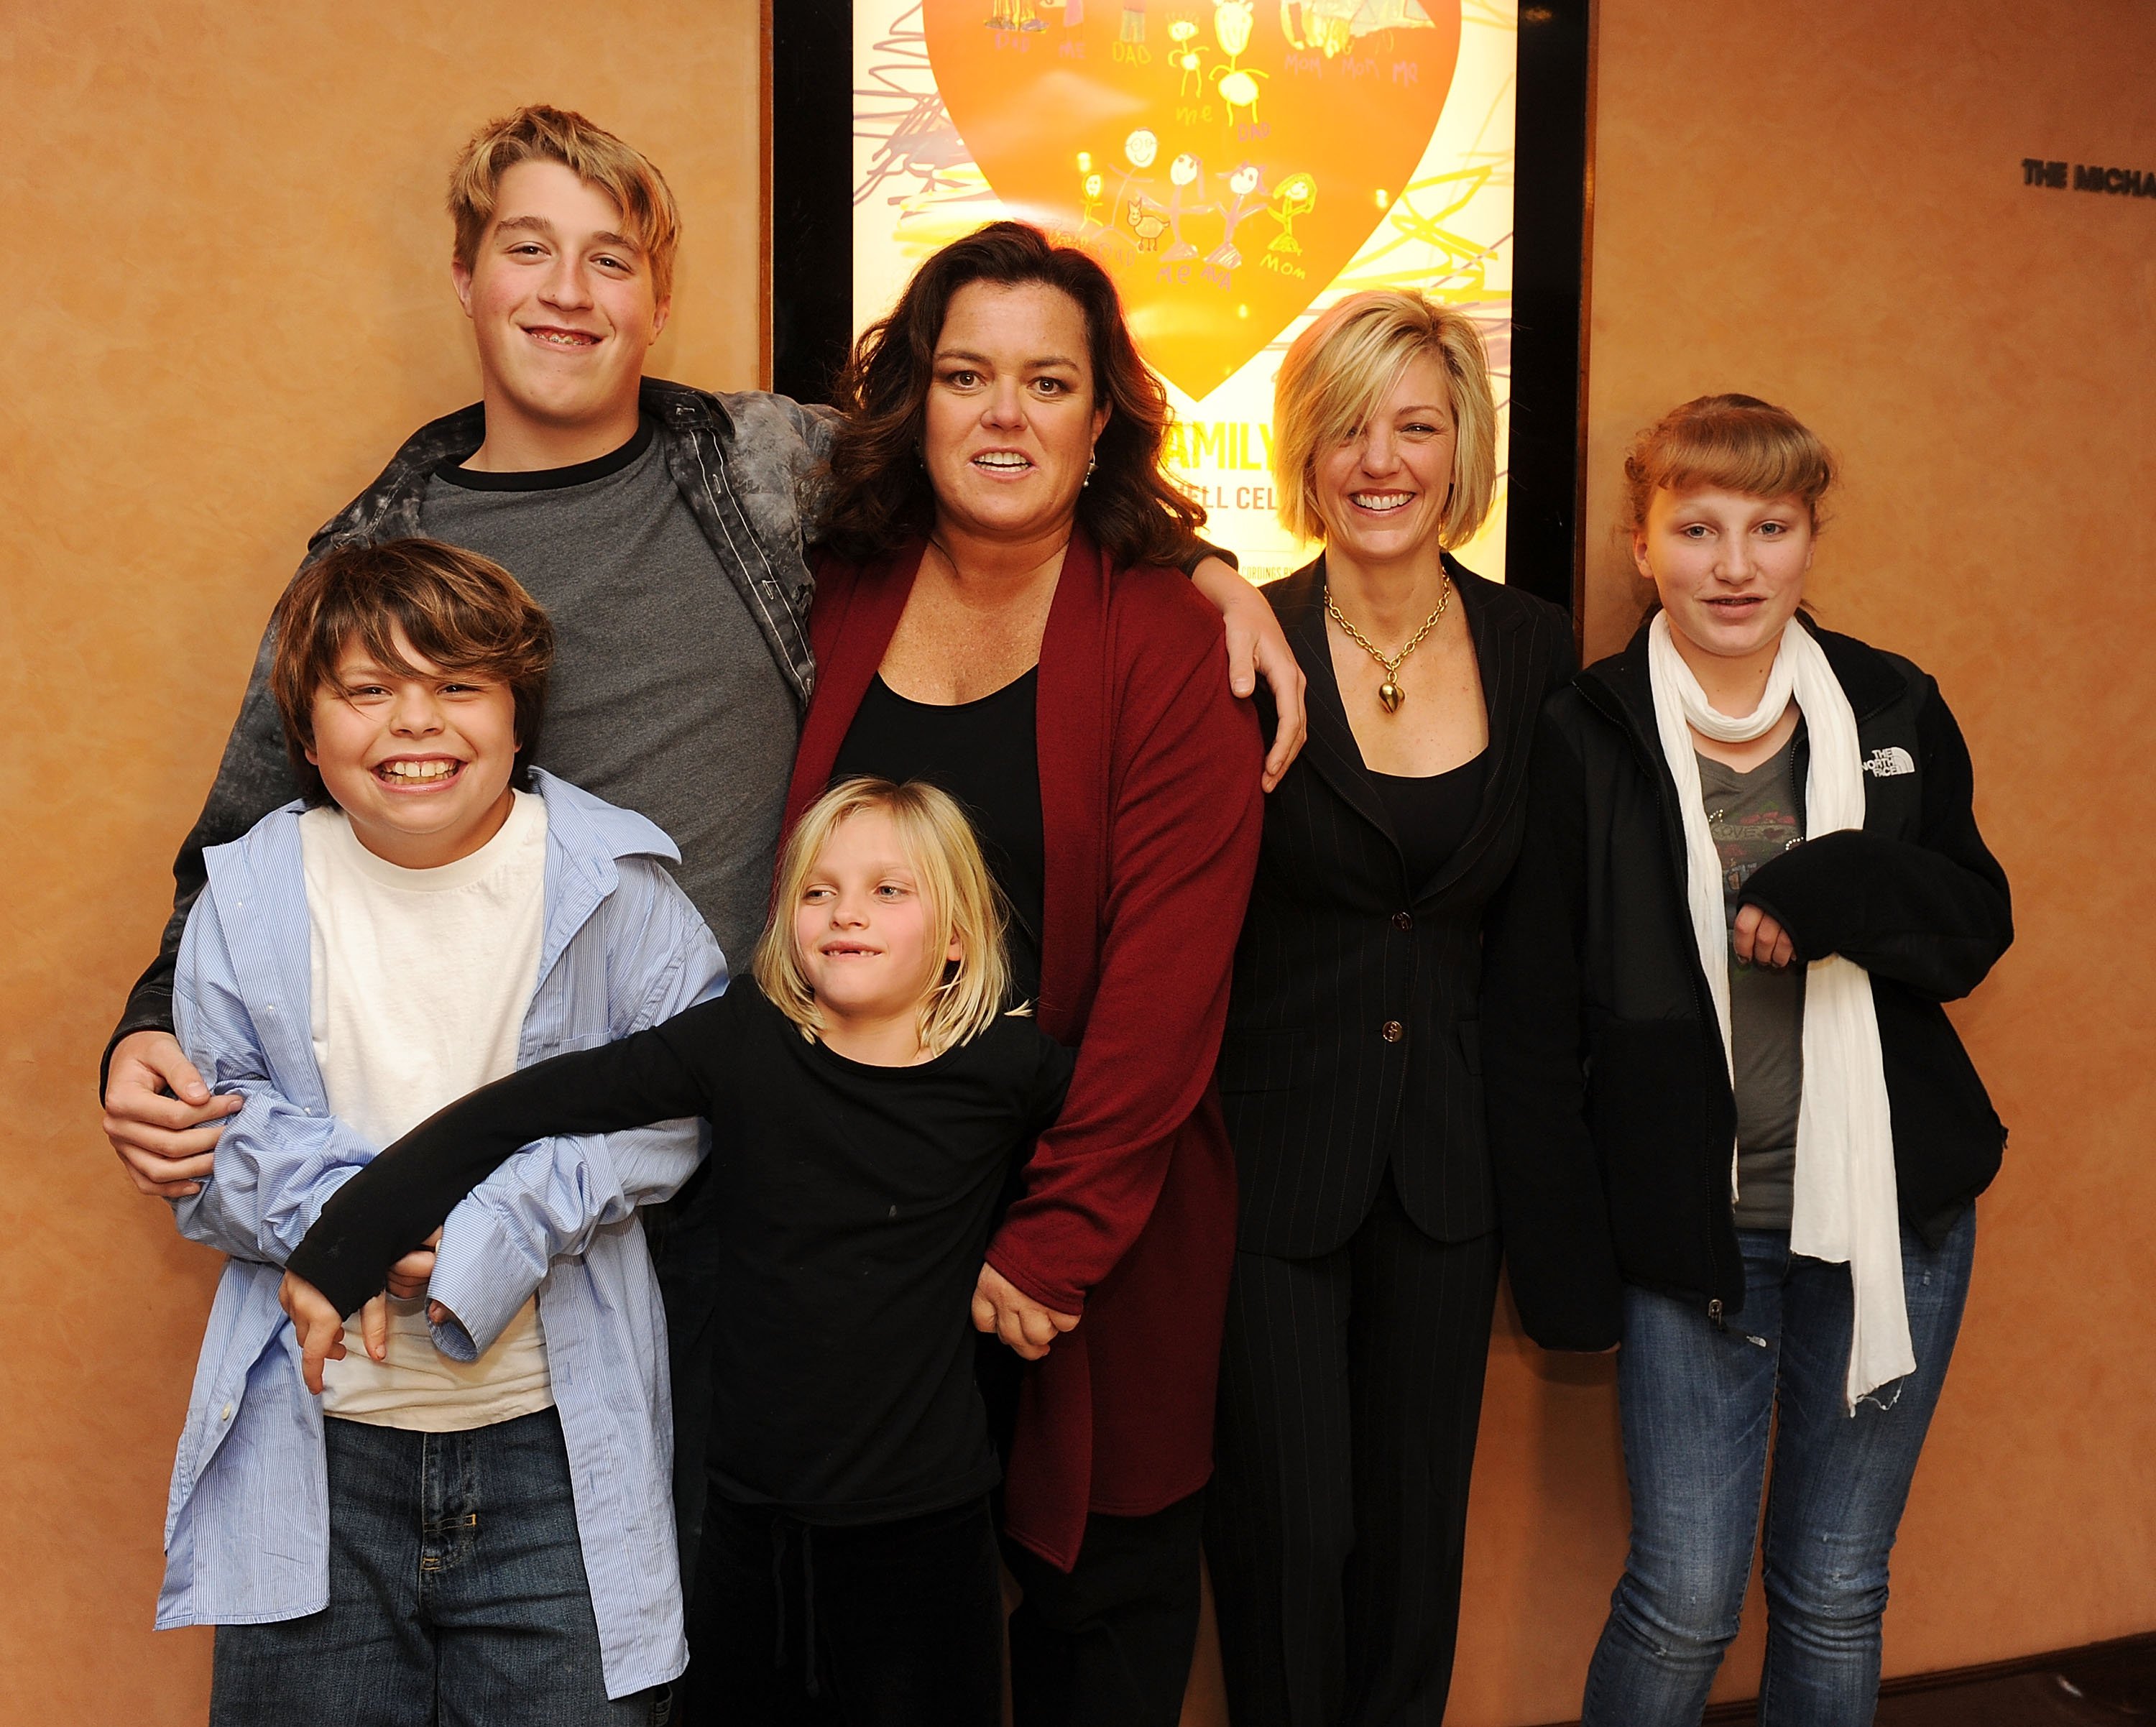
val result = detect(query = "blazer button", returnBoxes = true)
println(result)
[1381,1020,1405,1044]
[1393,911,1414,931]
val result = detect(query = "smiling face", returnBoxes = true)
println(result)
[923,280,1109,549]
[1313,351,1457,568]
[452,158,670,452]
[305,626,520,869]
[1633,486,1815,668]
[792,809,962,1031]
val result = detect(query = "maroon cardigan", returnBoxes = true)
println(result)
[784,532,1264,1570]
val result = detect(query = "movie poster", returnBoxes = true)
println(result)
[853,1,1518,580]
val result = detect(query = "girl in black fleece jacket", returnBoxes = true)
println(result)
[1483,396,2010,1726]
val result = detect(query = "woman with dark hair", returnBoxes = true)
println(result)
[789,218,1268,1726]
[1486,395,2011,1724]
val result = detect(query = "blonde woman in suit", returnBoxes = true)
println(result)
[1205,292,1574,1727]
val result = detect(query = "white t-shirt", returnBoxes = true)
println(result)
[300,790,555,1430]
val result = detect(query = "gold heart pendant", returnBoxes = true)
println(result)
[1378,681,1404,714]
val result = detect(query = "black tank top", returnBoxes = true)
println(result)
[1365,748,1488,888]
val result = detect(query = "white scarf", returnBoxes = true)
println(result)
[1647,612,1914,1409]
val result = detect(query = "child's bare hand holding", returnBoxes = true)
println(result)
[384,1229,443,1299]
[279,1271,352,1394]
[972,1263,1079,1361]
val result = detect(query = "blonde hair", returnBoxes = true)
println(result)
[1271,290,1498,548]
[1621,395,1835,534]
[753,778,1013,1057]
[447,104,683,303]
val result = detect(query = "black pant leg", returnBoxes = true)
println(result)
[1205,1241,1355,1727]
[679,1497,837,1727]
[1003,1492,1205,1727]
[1340,1177,1502,1727]
[816,1499,1004,1727]
[683,1498,1003,1727]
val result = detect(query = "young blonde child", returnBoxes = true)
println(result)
[282,777,1074,1727]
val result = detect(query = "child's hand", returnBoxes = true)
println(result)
[278,1271,350,1395]
[384,1229,443,1299]
[972,1263,1079,1361]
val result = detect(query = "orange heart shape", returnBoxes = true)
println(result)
[923,1,1461,400]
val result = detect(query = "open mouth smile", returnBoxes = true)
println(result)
[819,941,883,959]
[522,325,601,349]
[971,451,1035,477]
[374,758,466,787]
[1349,491,1416,513]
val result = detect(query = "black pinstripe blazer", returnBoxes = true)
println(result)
[1219,554,1575,1258]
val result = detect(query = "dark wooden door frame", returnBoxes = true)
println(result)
[768,1,1595,616]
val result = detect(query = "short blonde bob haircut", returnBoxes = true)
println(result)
[1271,290,1498,548]
[1620,394,1835,535]
[448,104,683,303]
[753,778,1014,1058]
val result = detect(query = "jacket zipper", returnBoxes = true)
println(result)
[1576,673,1746,1322]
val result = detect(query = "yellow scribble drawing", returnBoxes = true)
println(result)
[1168,19,1210,97]
[1266,170,1316,252]
[1210,2,1269,126]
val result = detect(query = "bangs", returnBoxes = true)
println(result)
[1652,428,1831,508]
[1623,395,1835,530]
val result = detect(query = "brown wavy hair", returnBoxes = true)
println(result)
[817,221,1206,568]
[271,538,556,808]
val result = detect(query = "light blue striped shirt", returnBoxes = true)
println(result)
[157,769,726,1698]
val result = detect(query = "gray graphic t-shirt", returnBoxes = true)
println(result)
[421,420,800,967]
[1697,737,1806,1230]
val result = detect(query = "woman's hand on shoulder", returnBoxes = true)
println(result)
[1189,556,1307,791]
[972,1261,1080,1360]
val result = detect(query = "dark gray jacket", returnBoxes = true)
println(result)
[109,378,836,1067]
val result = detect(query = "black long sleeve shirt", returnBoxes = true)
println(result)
[290,983,1074,1524]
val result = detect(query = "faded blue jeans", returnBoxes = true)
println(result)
[1580,1209,1976,1727]
[210,1409,671,1726]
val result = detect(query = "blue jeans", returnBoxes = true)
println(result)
[211,1409,670,1726]
[1581,1209,1976,1727]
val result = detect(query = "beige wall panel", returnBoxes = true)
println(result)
[1445,1,2156,1721]
[0,4,761,1720]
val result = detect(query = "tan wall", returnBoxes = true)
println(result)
[0,4,762,1718]
[1441,1,2156,1721]
[7,4,2153,1724]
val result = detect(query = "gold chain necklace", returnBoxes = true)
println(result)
[1323,574,1452,714]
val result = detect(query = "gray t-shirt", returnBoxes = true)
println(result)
[420,420,798,965]
[1698,738,1806,1230]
